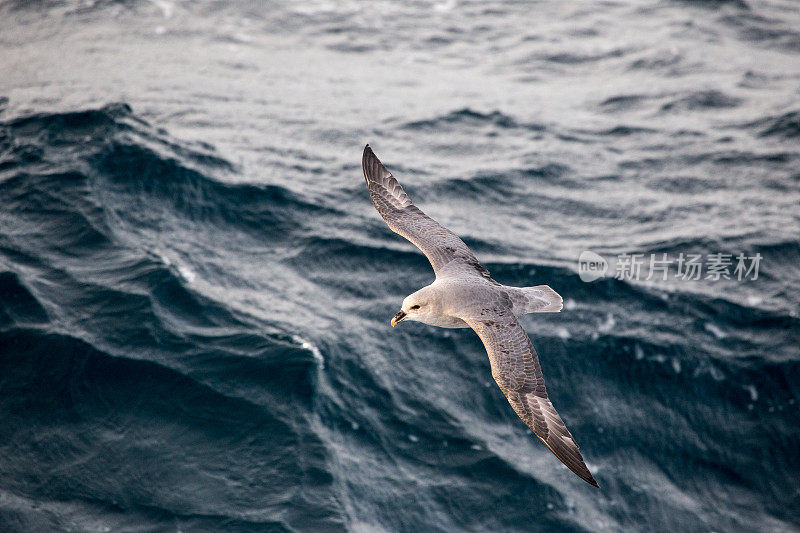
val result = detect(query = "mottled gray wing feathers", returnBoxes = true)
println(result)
[362,145,494,281]
[465,313,599,487]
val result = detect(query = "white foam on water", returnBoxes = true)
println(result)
[149,0,174,19]
[745,385,758,401]
[635,344,644,360]
[177,264,196,283]
[434,0,457,12]
[293,335,324,368]
[705,323,727,339]
[747,295,763,306]
[598,312,615,333]
[708,365,725,382]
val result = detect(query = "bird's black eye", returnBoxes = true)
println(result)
[410,305,420,310]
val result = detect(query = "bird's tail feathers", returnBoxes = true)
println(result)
[514,285,563,314]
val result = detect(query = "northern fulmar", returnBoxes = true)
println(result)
[362,144,598,488]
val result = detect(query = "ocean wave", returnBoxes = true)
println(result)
[1,103,332,239]
[598,93,659,111]
[720,11,800,52]
[539,48,627,65]
[402,108,544,133]
[91,141,325,235]
[0,328,334,531]
[748,110,800,139]
[659,90,743,112]
[2,0,800,526]
[0,271,49,327]
[0,102,333,404]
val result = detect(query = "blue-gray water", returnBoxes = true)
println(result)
[1,1,799,531]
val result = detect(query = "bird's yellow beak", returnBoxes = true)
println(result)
[390,310,407,327]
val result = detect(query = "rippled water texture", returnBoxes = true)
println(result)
[1,1,799,531]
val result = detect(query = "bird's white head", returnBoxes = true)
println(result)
[391,286,438,327]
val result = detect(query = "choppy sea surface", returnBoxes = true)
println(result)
[1,1,799,531]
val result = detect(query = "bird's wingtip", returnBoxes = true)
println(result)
[582,470,600,488]
[362,144,376,183]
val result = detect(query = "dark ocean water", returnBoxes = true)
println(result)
[1,1,800,531]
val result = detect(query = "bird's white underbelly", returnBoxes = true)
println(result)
[418,314,470,328]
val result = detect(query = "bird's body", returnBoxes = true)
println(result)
[362,145,598,488]
[402,282,471,328]
[401,277,562,328]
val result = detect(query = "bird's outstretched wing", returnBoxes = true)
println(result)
[362,145,494,281]
[464,312,599,487]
